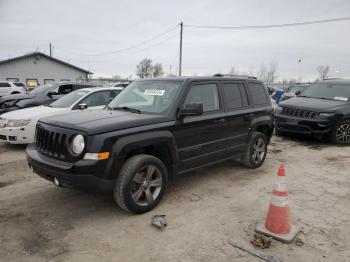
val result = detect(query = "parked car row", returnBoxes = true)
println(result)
[1,76,349,214]
[0,87,122,143]
[0,81,28,96]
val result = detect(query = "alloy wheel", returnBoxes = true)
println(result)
[252,137,266,164]
[336,124,350,143]
[131,165,163,206]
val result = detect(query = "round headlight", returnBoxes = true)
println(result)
[71,134,85,155]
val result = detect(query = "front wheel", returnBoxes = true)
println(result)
[241,132,268,168]
[331,120,350,144]
[113,154,168,213]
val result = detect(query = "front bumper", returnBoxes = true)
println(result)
[26,144,114,193]
[275,114,334,135]
[0,126,34,144]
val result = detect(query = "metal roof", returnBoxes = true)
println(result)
[0,52,92,74]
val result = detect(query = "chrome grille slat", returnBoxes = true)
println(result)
[282,107,319,119]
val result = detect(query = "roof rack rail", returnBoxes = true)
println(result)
[212,73,257,79]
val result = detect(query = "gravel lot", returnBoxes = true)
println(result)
[0,135,349,262]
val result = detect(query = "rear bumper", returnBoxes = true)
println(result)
[26,144,114,193]
[275,115,334,135]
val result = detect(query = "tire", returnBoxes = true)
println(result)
[241,132,268,169]
[331,120,350,144]
[113,154,168,213]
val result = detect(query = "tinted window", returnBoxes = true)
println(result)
[14,83,25,87]
[223,83,243,109]
[58,84,73,94]
[185,83,220,112]
[80,90,120,107]
[248,82,268,105]
[0,82,11,87]
[239,84,249,106]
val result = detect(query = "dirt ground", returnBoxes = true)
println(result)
[0,134,349,262]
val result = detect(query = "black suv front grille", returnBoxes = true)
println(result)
[35,125,67,160]
[282,107,319,119]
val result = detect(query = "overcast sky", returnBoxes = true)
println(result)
[0,0,349,81]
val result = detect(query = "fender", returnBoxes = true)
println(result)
[104,130,179,179]
[249,113,274,142]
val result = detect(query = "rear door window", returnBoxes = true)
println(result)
[248,82,269,105]
[222,83,244,109]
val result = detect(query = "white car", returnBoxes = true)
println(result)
[0,87,122,144]
[0,81,27,97]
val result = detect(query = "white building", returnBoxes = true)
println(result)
[0,52,92,88]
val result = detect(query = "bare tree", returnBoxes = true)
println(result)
[266,62,278,84]
[136,58,153,78]
[317,65,330,80]
[257,62,278,84]
[153,63,164,77]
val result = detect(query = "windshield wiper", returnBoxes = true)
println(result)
[112,106,142,114]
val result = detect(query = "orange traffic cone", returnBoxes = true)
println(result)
[255,165,299,243]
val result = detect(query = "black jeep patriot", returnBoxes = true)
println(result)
[26,76,274,213]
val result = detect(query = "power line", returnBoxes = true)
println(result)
[55,31,179,64]
[54,25,179,56]
[184,16,350,30]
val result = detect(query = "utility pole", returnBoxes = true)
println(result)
[179,22,183,76]
[49,43,52,57]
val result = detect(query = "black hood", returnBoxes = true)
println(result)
[40,109,171,135]
[280,96,348,111]
[0,93,36,103]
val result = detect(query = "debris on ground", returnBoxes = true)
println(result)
[151,215,167,229]
[190,193,201,202]
[228,240,283,262]
[295,238,304,246]
[251,234,272,249]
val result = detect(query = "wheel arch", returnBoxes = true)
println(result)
[106,131,179,179]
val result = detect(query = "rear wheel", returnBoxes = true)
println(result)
[113,154,168,213]
[241,132,268,168]
[331,120,350,144]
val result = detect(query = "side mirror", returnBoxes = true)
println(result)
[77,103,88,110]
[178,103,203,117]
[295,91,301,96]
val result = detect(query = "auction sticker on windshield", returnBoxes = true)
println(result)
[144,89,165,96]
[334,97,348,101]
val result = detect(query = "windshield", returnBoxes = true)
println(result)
[288,85,308,94]
[108,80,183,114]
[301,82,350,101]
[30,84,57,94]
[49,90,90,108]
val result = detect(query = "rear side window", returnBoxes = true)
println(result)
[248,82,269,105]
[0,82,11,87]
[222,83,244,109]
